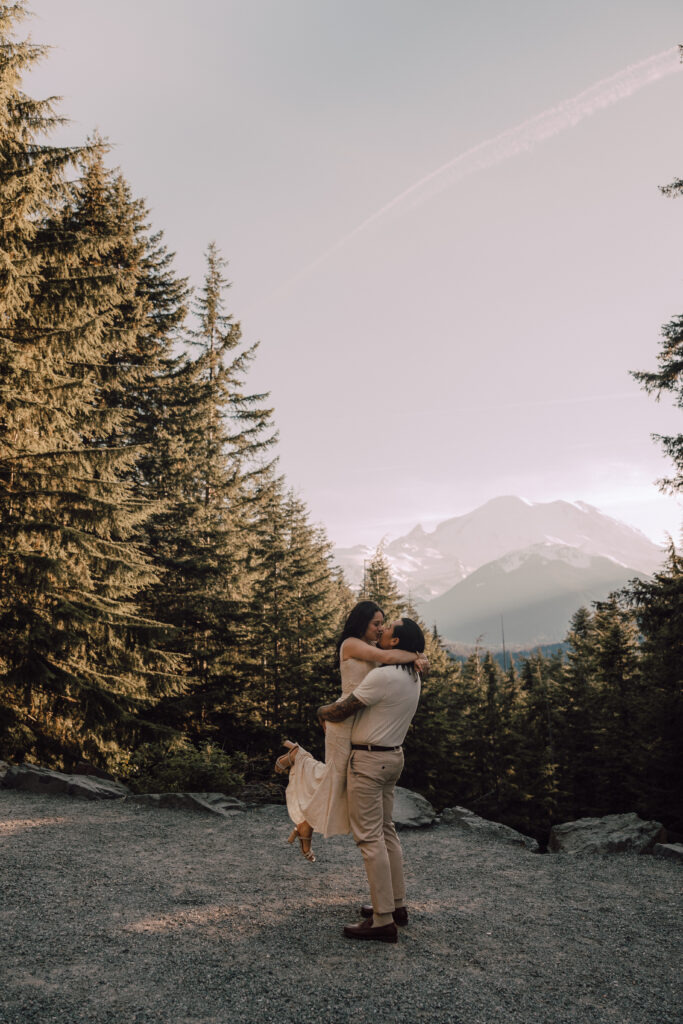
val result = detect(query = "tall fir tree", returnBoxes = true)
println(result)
[446,647,489,808]
[246,488,351,758]
[580,597,642,810]
[624,546,683,830]
[632,175,683,498]
[0,12,174,768]
[625,167,683,832]
[136,243,278,751]
[396,616,462,804]
[510,653,561,834]
[557,606,602,817]
[361,546,403,618]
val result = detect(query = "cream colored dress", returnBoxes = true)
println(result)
[285,646,374,838]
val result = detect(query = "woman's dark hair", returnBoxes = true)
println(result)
[393,617,425,655]
[336,601,384,656]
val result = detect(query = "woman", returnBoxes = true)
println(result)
[274,600,427,862]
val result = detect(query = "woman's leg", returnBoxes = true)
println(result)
[288,820,315,862]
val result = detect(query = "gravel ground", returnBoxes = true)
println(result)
[1,790,681,1024]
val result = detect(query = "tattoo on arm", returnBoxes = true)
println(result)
[317,694,364,723]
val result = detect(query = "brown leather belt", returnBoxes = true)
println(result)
[351,744,402,752]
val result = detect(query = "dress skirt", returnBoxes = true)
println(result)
[285,716,353,838]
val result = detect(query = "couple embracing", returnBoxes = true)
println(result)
[275,601,427,944]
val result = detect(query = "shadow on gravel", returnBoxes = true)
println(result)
[1,792,682,1024]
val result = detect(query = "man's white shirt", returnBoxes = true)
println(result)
[351,664,421,747]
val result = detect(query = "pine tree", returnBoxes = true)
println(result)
[135,243,278,753]
[0,1,82,761]
[623,548,683,829]
[246,489,351,758]
[446,646,489,808]
[581,596,642,811]
[510,652,561,834]
[556,606,601,817]
[0,30,173,770]
[361,546,403,618]
[632,176,683,497]
[397,618,461,804]
[623,167,683,831]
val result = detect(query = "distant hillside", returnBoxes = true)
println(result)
[445,641,570,669]
[417,544,647,646]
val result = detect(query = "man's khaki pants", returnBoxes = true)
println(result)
[347,748,406,916]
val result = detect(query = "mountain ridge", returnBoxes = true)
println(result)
[333,496,663,646]
[415,544,647,646]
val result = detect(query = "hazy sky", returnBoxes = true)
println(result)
[23,0,683,547]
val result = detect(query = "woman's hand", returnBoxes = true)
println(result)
[415,655,430,675]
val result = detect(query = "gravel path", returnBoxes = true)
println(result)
[1,790,681,1024]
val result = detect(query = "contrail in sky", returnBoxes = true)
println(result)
[275,47,682,296]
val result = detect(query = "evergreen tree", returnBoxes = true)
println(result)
[0,14,172,768]
[479,652,507,812]
[247,489,351,757]
[445,647,489,808]
[632,176,683,497]
[578,596,642,811]
[397,618,461,804]
[511,652,561,834]
[624,545,683,830]
[624,168,683,831]
[361,546,403,618]
[136,242,278,751]
[556,606,601,817]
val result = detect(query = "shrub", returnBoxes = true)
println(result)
[125,738,246,794]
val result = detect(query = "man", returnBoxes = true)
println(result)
[317,616,425,944]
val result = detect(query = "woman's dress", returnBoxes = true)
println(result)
[285,649,374,837]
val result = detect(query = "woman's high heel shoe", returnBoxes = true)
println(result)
[274,742,298,774]
[288,824,315,862]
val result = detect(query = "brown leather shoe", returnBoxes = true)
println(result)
[343,917,398,943]
[360,904,408,926]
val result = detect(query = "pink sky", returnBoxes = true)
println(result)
[24,0,683,547]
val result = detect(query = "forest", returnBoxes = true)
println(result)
[1,3,681,843]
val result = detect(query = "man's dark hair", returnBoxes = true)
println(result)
[393,617,425,655]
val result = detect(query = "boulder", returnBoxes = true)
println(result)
[392,787,436,829]
[70,760,121,782]
[440,805,539,851]
[0,761,9,784]
[127,792,246,818]
[652,843,683,864]
[2,763,129,800]
[549,812,665,855]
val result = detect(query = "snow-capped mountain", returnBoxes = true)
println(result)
[333,496,663,602]
[333,535,469,601]
[417,543,648,647]
[333,497,665,646]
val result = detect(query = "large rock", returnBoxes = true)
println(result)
[652,843,683,863]
[549,812,665,855]
[2,763,129,800]
[392,786,436,829]
[440,805,539,851]
[127,792,246,818]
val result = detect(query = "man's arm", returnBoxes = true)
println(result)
[317,694,365,726]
